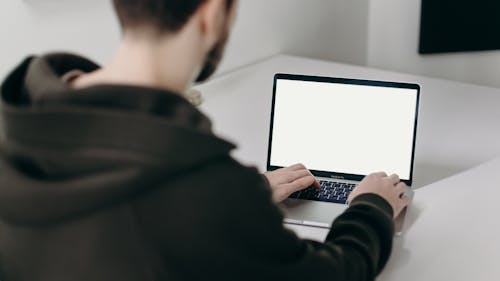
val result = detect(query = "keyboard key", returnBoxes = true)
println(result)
[292,180,357,204]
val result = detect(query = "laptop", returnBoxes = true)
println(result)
[267,73,420,231]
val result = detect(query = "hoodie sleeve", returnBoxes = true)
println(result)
[135,158,395,281]
[218,165,395,281]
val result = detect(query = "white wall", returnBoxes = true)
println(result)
[0,0,369,81]
[367,0,500,88]
[0,0,120,80]
[221,0,370,73]
[4,0,500,89]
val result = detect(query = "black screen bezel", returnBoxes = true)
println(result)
[266,73,421,186]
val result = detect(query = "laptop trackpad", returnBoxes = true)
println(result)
[281,199,348,228]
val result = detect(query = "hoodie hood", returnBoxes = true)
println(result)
[0,53,235,226]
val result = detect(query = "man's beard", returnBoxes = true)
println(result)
[195,28,229,83]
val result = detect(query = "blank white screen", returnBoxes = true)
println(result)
[270,79,418,180]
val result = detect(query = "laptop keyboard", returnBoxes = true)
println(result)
[289,180,356,204]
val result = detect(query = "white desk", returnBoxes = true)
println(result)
[197,55,500,279]
[378,157,500,281]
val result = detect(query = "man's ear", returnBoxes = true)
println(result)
[197,0,227,52]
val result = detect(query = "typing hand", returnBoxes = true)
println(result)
[264,163,320,203]
[348,172,411,219]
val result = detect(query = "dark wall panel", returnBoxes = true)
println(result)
[419,0,500,54]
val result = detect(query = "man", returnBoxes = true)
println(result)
[0,0,410,280]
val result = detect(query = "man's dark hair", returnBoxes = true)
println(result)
[112,0,234,32]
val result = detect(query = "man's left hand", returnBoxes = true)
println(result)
[264,163,320,203]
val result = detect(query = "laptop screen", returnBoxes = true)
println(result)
[268,74,419,184]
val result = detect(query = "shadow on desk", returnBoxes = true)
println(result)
[402,201,423,234]
[381,236,413,279]
[413,162,471,189]
[381,202,423,278]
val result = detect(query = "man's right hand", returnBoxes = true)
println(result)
[348,172,411,218]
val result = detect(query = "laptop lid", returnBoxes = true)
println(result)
[267,74,420,186]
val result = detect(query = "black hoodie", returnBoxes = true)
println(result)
[0,53,394,281]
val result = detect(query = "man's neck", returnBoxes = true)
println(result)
[72,31,203,94]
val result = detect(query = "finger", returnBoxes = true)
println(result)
[397,182,409,194]
[388,174,400,185]
[396,186,408,199]
[397,195,411,214]
[288,163,306,171]
[371,171,388,178]
[312,177,321,189]
[302,169,320,188]
[401,195,411,206]
[282,175,316,194]
[285,169,310,183]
